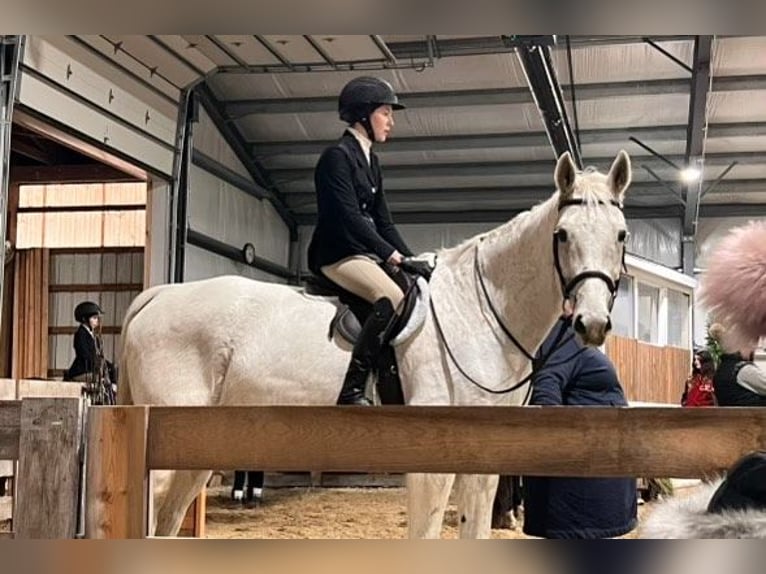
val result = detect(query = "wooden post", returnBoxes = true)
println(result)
[85,406,149,539]
[14,398,82,538]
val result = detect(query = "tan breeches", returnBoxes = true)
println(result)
[321,255,404,313]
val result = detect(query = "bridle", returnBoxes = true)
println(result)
[429,197,627,397]
[554,198,627,312]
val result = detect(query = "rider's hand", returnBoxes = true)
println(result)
[387,251,404,266]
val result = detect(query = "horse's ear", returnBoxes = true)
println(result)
[555,152,577,197]
[608,150,632,201]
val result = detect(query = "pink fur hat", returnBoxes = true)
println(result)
[699,220,766,351]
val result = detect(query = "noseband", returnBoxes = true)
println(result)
[554,198,626,312]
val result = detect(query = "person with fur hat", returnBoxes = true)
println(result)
[307,76,414,406]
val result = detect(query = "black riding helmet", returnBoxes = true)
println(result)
[338,76,405,142]
[74,301,103,324]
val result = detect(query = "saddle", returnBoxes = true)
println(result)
[303,258,434,404]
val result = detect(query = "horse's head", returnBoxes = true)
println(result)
[553,150,631,346]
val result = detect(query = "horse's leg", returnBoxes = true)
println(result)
[455,473,499,539]
[153,470,212,537]
[407,473,455,538]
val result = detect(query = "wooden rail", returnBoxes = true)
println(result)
[86,405,766,539]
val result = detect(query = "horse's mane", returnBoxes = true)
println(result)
[436,167,617,264]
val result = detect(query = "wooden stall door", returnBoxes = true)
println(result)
[12,249,49,379]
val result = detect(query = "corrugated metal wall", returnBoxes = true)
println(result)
[48,248,143,377]
[186,107,290,283]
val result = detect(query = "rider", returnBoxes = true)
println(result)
[64,301,116,385]
[307,76,414,406]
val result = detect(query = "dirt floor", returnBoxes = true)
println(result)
[205,485,657,539]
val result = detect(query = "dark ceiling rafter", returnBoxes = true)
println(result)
[294,202,766,227]
[195,83,296,235]
[224,74,766,117]
[250,122,766,156]
[281,179,766,212]
[515,36,582,166]
[682,35,713,275]
[267,151,763,183]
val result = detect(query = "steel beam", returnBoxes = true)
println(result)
[283,179,766,211]
[251,122,766,157]
[268,151,764,183]
[224,74,766,117]
[516,38,582,166]
[294,202,766,226]
[0,35,22,333]
[682,36,713,275]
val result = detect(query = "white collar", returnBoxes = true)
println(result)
[346,127,372,165]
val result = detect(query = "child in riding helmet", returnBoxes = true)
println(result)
[64,301,116,384]
[307,76,414,405]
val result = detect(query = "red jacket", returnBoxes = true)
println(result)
[682,374,717,407]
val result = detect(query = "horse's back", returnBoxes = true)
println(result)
[121,275,344,406]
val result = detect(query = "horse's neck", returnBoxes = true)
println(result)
[453,196,562,355]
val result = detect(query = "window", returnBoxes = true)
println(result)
[611,275,634,337]
[637,282,660,344]
[667,289,691,348]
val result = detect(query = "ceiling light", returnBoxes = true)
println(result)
[680,167,701,183]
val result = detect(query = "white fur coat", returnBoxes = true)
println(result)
[640,482,766,539]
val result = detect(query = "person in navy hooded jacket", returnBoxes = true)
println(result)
[522,316,638,539]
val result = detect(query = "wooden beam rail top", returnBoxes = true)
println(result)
[121,405,766,478]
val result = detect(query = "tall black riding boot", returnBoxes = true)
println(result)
[337,297,395,406]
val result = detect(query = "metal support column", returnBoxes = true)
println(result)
[0,36,22,332]
[168,89,196,284]
[682,36,713,275]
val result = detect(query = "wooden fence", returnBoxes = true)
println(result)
[606,335,690,404]
[86,404,766,539]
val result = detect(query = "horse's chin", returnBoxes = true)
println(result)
[574,330,607,347]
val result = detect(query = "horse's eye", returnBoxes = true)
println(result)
[555,229,569,243]
[617,230,628,242]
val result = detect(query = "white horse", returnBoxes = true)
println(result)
[118,150,632,538]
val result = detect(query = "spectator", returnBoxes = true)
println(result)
[681,349,717,407]
[522,317,638,539]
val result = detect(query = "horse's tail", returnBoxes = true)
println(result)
[117,284,168,405]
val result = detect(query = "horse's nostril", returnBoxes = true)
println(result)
[573,315,586,335]
[605,317,613,333]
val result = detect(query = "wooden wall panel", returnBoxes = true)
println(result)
[12,250,49,379]
[606,335,691,405]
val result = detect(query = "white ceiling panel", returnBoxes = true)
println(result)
[104,35,201,88]
[552,40,693,84]
[574,94,690,129]
[154,35,217,74]
[265,36,327,64]
[705,135,766,154]
[713,36,766,76]
[708,91,766,123]
[181,35,238,66]
[216,35,281,66]
[318,35,385,62]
